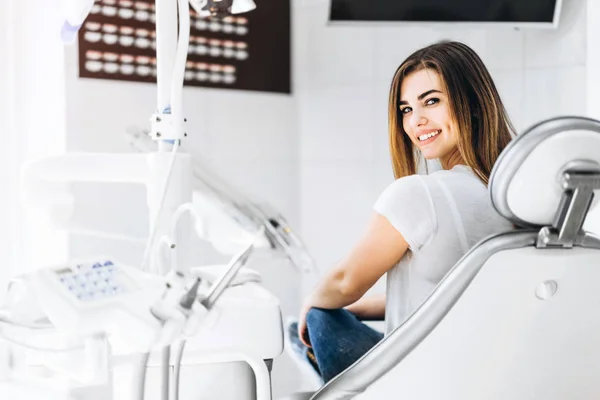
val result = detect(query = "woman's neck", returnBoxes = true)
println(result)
[440,147,465,170]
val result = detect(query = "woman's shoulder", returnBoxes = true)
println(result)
[425,164,484,187]
[380,164,481,204]
[383,174,429,197]
[376,174,433,213]
[374,174,437,251]
[428,164,475,178]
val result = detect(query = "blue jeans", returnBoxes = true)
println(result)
[305,308,384,383]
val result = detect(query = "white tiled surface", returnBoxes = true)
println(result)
[371,82,393,162]
[372,27,444,83]
[300,161,378,269]
[295,0,327,7]
[197,158,297,223]
[439,27,489,62]
[299,84,376,161]
[372,159,395,196]
[488,69,525,133]
[203,89,297,162]
[292,5,312,92]
[481,28,525,71]
[524,0,587,68]
[304,6,376,88]
[522,66,587,130]
[372,26,525,84]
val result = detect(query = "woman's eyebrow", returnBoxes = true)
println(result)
[398,89,442,106]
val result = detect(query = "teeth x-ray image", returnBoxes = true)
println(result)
[78,0,291,93]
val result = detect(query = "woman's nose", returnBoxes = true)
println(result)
[410,109,427,129]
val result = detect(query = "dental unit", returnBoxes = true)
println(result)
[2,0,292,399]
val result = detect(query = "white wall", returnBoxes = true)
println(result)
[296,0,590,289]
[0,0,69,382]
[0,0,69,285]
[0,0,15,304]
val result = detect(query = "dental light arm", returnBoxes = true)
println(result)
[59,0,95,43]
[59,0,256,45]
[126,128,319,274]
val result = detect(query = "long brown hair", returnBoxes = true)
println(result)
[388,41,515,185]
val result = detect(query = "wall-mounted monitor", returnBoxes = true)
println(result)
[329,0,562,29]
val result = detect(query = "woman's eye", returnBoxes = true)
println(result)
[425,97,439,106]
[400,107,412,114]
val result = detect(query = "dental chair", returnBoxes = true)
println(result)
[285,115,600,400]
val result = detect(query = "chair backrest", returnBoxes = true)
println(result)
[310,116,600,400]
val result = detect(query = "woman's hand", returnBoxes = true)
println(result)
[298,303,312,348]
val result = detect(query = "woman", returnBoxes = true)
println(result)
[289,40,516,384]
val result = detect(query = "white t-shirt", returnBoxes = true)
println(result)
[374,164,513,334]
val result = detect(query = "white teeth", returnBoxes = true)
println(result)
[418,130,441,141]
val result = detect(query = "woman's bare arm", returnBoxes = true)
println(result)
[345,293,386,320]
[298,213,408,346]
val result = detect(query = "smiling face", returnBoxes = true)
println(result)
[388,41,515,183]
[399,68,462,167]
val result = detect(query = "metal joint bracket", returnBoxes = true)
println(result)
[149,113,188,141]
[537,161,600,248]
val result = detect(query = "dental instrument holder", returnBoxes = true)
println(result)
[200,226,263,309]
[537,161,600,248]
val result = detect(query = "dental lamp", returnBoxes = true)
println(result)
[189,0,257,18]
[59,0,95,43]
[59,0,257,44]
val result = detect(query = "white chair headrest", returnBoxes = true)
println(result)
[490,116,600,228]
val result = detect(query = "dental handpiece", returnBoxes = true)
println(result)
[200,225,265,309]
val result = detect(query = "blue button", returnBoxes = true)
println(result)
[103,261,114,266]
[92,263,102,269]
